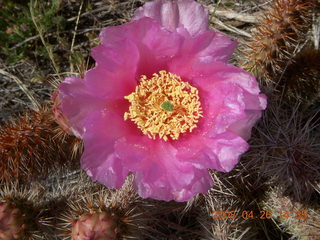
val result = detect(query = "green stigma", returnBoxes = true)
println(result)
[161,100,174,111]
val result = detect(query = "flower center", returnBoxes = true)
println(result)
[124,70,203,141]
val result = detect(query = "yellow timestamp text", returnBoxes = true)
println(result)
[211,210,308,220]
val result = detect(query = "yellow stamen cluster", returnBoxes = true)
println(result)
[124,70,203,141]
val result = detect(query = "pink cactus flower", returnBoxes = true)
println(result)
[56,0,266,201]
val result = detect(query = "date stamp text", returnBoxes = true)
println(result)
[211,210,308,220]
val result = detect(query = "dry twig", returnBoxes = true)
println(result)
[211,17,251,38]
[69,0,84,73]
[0,69,40,111]
[212,9,257,23]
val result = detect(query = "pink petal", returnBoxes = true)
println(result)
[207,132,249,172]
[58,69,138,137]
[201,81,247,136]
[99,17,183,78]
[168,60,266,139]
[99,17,181,56]
[228,110,262,140]
[227,93,267,140]
[58,77,106,137]
[91,40,139,73]
[172,30,237,65]
[84,65,136,100]
[135,169,214,202]
[86,153,129,189]
[173,131,249,172]
[196,31,237,63]
[171,134,222,170]
[114,136,214,201]
[170,60,260,94]
[81,109,137,188]
[133,1,236,64]
[133,0,209,36]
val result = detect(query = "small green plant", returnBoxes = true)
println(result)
[0,0,65,65]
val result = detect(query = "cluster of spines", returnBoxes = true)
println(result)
[263,188,320,240]
[279,48,320,103]
[242,98,320,203]
[241,0,316,82]
[0,107,82,184]
[198,168,274,240]
[59,177,154,240]
[0,172,159,240]
[0,183,50,240]
[200,190,246,240]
